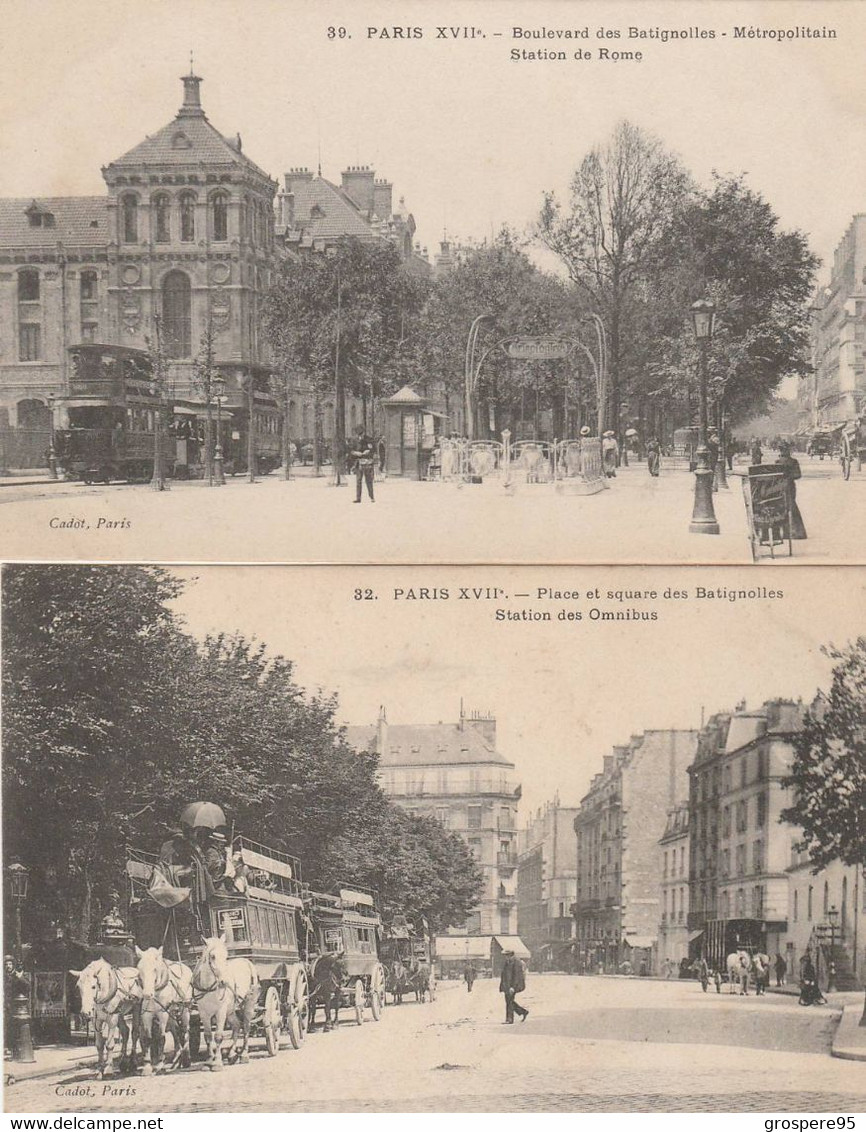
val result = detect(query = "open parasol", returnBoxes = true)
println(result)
[179,801,227,831]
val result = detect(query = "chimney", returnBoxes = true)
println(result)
[464,709,496,748]
[179,72,205,117]
[341,165,376,216]
[278,190,295,228]
[377,705,388,755]
[284,168,313,196]
[373,178,393,220]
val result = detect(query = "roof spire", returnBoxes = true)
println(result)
[189,49,194,74]
[179,64,204,117]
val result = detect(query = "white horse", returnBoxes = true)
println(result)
[192,934,260,1071]
[751,952,771,996]
[70,958,142,1077]
[135,946,193,1075]
[726,950,751,995]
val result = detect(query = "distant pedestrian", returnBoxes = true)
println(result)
[646,437,660,477]
[377,436,387,474]
[798,951,826,1006]
[775,953,787,988]
[776,443,807,539]
[750,438,763,466]
[350,424,375,503]
[499,950,528,1024]
[463,962,475,993]
[707,431,720,488]
[712,968,723,994]
[695,956,710,992]
[602,432,618,478]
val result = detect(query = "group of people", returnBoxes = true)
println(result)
[158,826,275,897]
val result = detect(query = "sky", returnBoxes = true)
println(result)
[1,0,864,288]
[168,565,863,819]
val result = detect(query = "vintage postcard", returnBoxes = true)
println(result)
[3,562,865,1113]
[0,0,864,564]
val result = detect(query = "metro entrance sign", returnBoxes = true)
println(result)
[504,336,573,361]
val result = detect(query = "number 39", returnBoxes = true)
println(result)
[327,26,349,38]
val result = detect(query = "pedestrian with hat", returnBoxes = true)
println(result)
[602,431,619,478]
[499,949,528,1024]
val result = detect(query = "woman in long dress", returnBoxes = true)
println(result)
[777,443,807,539]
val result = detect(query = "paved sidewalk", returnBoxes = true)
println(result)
[4,1044,96,1085]
[832,1003,866,1062]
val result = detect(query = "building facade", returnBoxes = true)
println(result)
[800,214,866,429]
[574,728,699,974]
[688,697,863,987]
[657,802,690,971]
[517,796,578,969]
[0,71,280,446]
[346,707,521,937]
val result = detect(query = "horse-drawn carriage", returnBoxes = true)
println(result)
[839,417,866,480]
[124,829,311,1072]
[305,888,386,1027]
[380,916,436,1005]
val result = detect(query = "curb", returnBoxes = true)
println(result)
[831,1003,866,1062]
[4,1051,96,1086]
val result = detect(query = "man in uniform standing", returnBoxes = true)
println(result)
[350,424,375,504]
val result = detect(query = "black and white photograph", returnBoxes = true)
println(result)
[2,563,865,1112]
[0,0,865,563]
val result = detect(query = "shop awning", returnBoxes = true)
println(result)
[688,929,704,942]
[623,936,655,949]
[492,935,531,959]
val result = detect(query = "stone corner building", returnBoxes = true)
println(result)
[346,706,521,938]
[0,71,279,458]
[517,796,579,970]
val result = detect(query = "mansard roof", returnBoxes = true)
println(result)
[0,197,109,249]
[346,722,513,768]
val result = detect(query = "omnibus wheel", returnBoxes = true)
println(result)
[370,965,385,1021]
[263,985,281,1056]
[286,968,309,1050]
[353,979,365,1026]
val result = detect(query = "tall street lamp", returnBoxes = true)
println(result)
[7,862,35,1063]
[580,314,607,439]
[827,905,839,993]
[212,373,226,486]
[688,300,720,535]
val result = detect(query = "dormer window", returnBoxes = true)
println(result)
[172,132,192,150]
[25,203,55,228]
[310,203,325,219]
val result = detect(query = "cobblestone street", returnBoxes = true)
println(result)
[7,976,865,1113]
[2,459,864,564]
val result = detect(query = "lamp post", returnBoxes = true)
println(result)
[688,300,720,535]
[7,862,35,1063]
[827,905,839,993]
[212,374,226,486]
[46,394,58,480]
[580,315,607,439]
[464,314,494,441]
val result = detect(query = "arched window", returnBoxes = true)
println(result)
[212,192,229,242]
[121,195,138,243]
[153,194,171,243]
[179,193,196,242]
[162,271,191,358]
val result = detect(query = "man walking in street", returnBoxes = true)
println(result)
[350,424,375,504]
[775,952,787,987]
[463,961,475,993]
[499,949,528,1024]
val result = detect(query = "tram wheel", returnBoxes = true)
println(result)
[263,985,281,1056]
[353,978,365,1025]
[287,968,309,1050]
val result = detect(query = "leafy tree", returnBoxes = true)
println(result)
[2,566,484,947]
[782,640,866,871]
[646,174,819,431]
[411,229,582,437]
[263,238,429,470]
[538,121,693,439]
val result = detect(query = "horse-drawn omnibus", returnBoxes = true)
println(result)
[380,915,436,1004]
[306,887,386,1024]
[126,829,311,1066]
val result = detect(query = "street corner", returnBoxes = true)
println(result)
[831,1004,866,1062]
